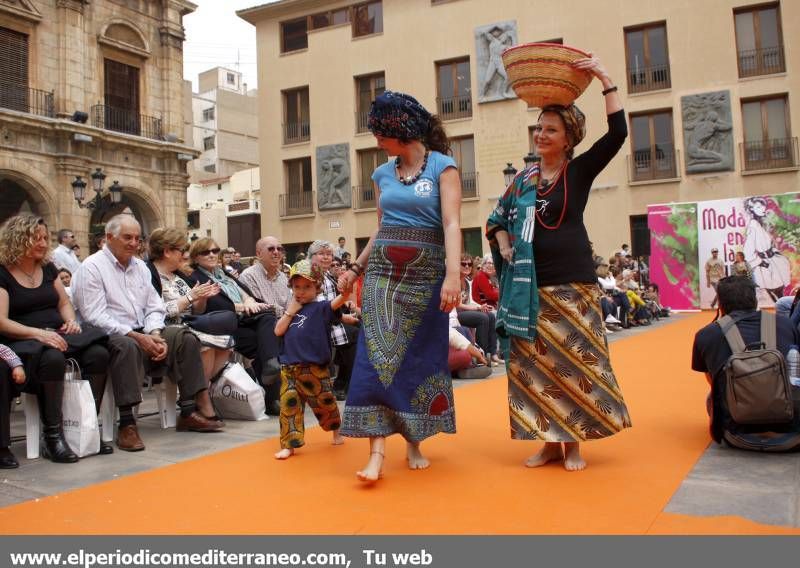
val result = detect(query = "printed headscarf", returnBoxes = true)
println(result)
[540,104,586,154]
[367,90,432,141]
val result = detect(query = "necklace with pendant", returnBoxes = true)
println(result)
[395,151,429,185]
[16,264,39,286]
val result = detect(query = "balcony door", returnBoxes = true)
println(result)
[0,26,29,112]
[630,111,676,181]
[104,59,140,135]
[742,96,792,169]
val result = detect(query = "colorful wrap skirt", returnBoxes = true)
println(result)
[507,283,632,442]
[341,227,456,442]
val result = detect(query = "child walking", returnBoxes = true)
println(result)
[273,260,345,459]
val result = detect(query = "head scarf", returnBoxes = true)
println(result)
[540,104,586,152]
[367,90,432,141]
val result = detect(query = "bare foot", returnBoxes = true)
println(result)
[332,431,344,445]
[563,442,586,471]
[274,448,294,460]
[356,451,384,483]
[406,442,430,470]
[524,442,563,468]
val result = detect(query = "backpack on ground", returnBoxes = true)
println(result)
[718,311,794,426]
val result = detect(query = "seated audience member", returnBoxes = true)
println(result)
[456,254,501,364]
[472,253,499,309]
[57,268,73,302]
[230,251,244,273]
[448,327,488,375]
[73,215,223,452]
[0,343,25,467]
[597,262,630,327]
[221,247,239,278]
[692,275,800,445]
[189,237,281,412]
[308,240,359,401]
[625,285,650,326]
[52,229,81,273]
[642,283,668,318]
[147,228,234,392]
[239,236,291,317]
[0,215,112,464]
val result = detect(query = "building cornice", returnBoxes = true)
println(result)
[237,0,348,24]
[0,0,43,23]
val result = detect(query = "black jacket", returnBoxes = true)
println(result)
[189,268,263,314]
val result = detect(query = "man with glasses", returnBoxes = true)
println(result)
[239,236,291,317]
[53,229,81,273]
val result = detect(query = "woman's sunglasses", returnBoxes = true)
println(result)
[460,261,473,267]
[198,247,221,256]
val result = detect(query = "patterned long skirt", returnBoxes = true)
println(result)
[507,283,632,442]
[341,227,456,442]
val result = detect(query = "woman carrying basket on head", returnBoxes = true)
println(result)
[487,53,631,471]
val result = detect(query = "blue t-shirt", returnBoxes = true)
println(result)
[373,151,457,229]
[280,301,336,366]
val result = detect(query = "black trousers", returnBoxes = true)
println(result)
[457,310,497,356]
[332,323,359,393]
[1,344,109,448]
[233,313,280,403]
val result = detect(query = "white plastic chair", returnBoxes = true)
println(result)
[22,393,40,459]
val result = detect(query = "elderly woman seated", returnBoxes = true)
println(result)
[472,253,499,309]
[188,238,281,412]
[146,229,236,392]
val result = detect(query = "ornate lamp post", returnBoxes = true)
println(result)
[71,168,123,210]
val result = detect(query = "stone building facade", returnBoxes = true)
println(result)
[0,0,197,250]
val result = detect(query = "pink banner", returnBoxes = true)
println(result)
[648,203,699,310]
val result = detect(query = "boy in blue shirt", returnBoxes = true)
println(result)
[274,260,345,459]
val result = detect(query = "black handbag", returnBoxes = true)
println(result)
[182,310,239,335]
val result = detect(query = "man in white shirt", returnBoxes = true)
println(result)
[52,229,81,273]
[72,214,220,451]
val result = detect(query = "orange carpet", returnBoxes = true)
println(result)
[0,313,797,535]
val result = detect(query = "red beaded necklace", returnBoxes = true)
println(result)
[535,161,569,230]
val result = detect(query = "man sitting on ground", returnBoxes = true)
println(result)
[691,275,799,445]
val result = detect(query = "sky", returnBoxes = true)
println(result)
[183,0,274,92]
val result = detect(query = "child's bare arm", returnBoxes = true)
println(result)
[274,312,293,337]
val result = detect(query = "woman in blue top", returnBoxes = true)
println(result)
[338,91,463,483]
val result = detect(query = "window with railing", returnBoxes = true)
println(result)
[624,23,671,94]
[356,73,385,133]
[450,136,477,197]
[355,148,387,208]
[283,87,310,144]
[282,157,314,216]
[203,136,215,150]
[628,110,678,182]
[735,3,785,77]
[436,58,472,120]
[98,59,162,139]
[353,1,383,37]
[202,107,215,121]
[741,95,796,171]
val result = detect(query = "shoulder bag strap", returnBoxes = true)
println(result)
[718,314,747,354]
[760,310,777,350]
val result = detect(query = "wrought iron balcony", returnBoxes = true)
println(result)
[740,137,798,172]
[353,185,376,209]
[283,121,310,144]
[461,171,479,198]
[626,63,671,94]
[90,104,163,140]
[627,144,679,182]
[279,190,314,217]
[437,94,472,121]
[0,82,54,118]
[737,45,785,78]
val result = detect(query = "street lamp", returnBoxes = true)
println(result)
[71,168,123,209]
[523,152,538,169]
[503,163,518,187]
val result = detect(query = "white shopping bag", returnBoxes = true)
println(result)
[209,363,267,421]
[61,359,100,457]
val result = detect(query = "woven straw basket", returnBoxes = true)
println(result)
[502,42,593,108]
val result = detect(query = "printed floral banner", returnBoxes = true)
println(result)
[647,203,699,311]
[649,193,800,311]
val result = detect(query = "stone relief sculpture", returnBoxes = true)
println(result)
[475,21,517,103]
[681,91,735,173]
[316,143,351,210]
